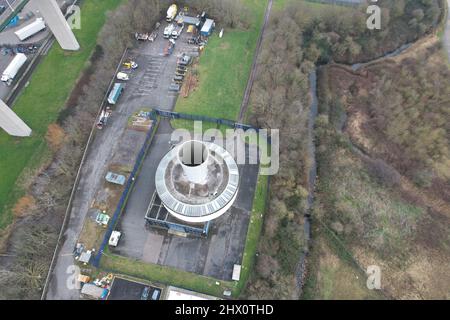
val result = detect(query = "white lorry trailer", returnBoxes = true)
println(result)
[15,18,46,41]
[164,24,175,39]
[1,53,27,84]
[166,4,178,22]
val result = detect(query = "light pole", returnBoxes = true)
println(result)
[5,0,15,12]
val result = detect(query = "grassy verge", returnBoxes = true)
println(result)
[101,252,234,298]
[233,173,268,295]
[172,0,267,127]
[0,0,122,229]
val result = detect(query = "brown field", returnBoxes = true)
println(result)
[307,37,450,299]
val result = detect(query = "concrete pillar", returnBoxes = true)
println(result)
[36,0,80,51]
[0,100,32,137]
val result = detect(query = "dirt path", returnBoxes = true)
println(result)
[237,0,273,123]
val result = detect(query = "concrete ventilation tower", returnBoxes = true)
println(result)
[36,0,80,51]
[0,99,32,137]
[155,140,240,223]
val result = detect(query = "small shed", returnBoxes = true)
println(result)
[79,251,92,264]
[200,19,215,37]
[95,211,110,226]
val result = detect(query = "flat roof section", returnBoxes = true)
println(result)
[165,286,219,300]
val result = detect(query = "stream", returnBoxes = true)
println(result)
[296,35,427,294]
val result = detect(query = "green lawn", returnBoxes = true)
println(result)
[173,0,267,125]
[233,173,268,295]
[0,0,122,228]
[101,253,234,298]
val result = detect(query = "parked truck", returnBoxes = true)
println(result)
[107,83,124,104]
[164,24,175,39]
[171,23,184,39]
[15,18,46,41]
[166,4,178,22]
[1,53,27,84]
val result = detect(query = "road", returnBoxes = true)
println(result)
[444,0,450,62]
[0,0,20,26]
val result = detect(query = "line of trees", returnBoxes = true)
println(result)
[243,0,442,299]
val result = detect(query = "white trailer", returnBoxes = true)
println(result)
[15,18,46,41]
[166,4,178,22]
[164,24,175,39]
[1,53,27,83]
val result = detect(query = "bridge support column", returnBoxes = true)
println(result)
[0,100,32,137]
[36,0,80,51]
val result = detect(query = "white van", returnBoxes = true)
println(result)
[116,72,129,81]
[108,231,122,247]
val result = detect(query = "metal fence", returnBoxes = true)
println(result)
[152,108,258,132]
[91,114,159,267]
[305,0,364,6]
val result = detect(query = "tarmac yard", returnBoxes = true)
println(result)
[108,277,162,300]
[113,120,260,281]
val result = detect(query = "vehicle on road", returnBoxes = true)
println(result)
[1,53,27,84]
[15,18,46,41]
[108,83,124,105]
[108,231,122,247]
[164,24,175,39]
[0,6,6,16]
[96,109,111,129]
[177,53,191,66]
[123,61,138,69]
[171,23,184,39]
[169,83,180,92]
[135,32,149,41]
[141,287,150,300]
[149,31,158,42]
[166,4,178,22]
[151,289,161,300]
[173,75,184,83]
[116,72,129,81]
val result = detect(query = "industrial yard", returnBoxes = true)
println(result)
[16,1,269,301]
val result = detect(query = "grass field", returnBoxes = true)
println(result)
[101,252,234,297]
[173,0,267,125]
[0,0,122,229]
